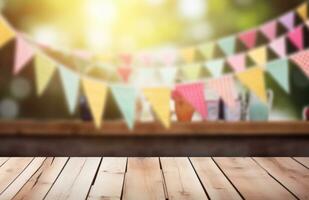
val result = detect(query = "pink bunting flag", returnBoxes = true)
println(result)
[279,12,295,31]
[290,50,309,78]
[120,53,133,66]
[260,20,277,41]
[138,53,153,66]
[207,75,236,108]
[288,26,304,50]
[117,66,132,82]
[175,82,207,119]
[238,29,257,49]
[73,50,92,60]
[14,35,35,75]
[161,50,177,66]
[269,37,286,58]
[227,53,246,72]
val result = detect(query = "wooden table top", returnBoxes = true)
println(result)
[0,120,308,136]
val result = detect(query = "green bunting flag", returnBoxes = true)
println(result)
[111,85,136,129]
[217,36,236,56]
[204,59,225,78]
[181,63,202,80]
[266,58,290,93]
[59,66,80,113]
[198,42,215,59]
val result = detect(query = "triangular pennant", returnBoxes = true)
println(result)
[266,58,290,93]
[217,36,236,56]
[260,20,277,41]
[236,67,267,102]
[296,3,308,21]
[205,59,225,78]
[269,37,286,58]
[181,63,202,80]
[248,46,268,66]
[198,42,215,59]
[279,12,295,31]
[207,75,236,107]
[111,85,136,129]
[175,82,207,119]
[120,53,133,66]
[290,50,309,78]
[13,35,35,74]
[181,47,196,63]
[287,26,304,50]
[0,16,15,48]
[227,53,246,72]
[161,50,177,66]
[238,29,257,49]
[59,67,80,113]
[82,77,108,128]
[143,87,171,128]
[34,54,56,96]
[159,67,178,85]
[117,66,132,82]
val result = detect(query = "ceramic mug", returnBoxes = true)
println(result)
[248,90,273,121]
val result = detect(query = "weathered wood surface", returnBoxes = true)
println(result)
[0,157,308,200]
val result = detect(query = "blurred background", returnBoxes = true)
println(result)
[0,0,308,121]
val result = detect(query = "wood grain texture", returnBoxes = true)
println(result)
[190,157,242,200]
[122,158,166,200]
[254,157,309,199]
[293,157,309,168]
[214,157,296,200]
[0,120,309,136]
[160,157,208,200]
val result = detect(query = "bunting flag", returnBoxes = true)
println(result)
[236,67,267,103]
[279,12,295,31]
[175,82,207,119]
[13,35,35,74]
[296,3,308,21]
[248,46,268,66]
[260,20,277,41]
[143,87,171,128]
[161,50,177,66]
[217,36,236,56]
[181,63,202,80]
[59,66,80,113]
[269,37,286,58]
[82,77,108,128]
[117,66,132,82]
[238,29,257,49]
[207,75,236,107]
[111,85,136,129]
[198,42,215,59]
[159,67,178,85]
[290,50,309,78]
[287,26,304,50]
[181,47,196,63]
[227,53,246,72]
[120,53,133,66]
[204,59,225,78]
[34,54,56,96]
[0,16,15,48]
[266,58,290,93]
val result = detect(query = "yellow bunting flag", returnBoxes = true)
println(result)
[248,46,268,66]
[236,67,267,103]
[143,87,171,128]
[82,77,108,128]
[181,47,196,63]
[297,3,308,21]
[0,16,15,48]
[34,54,56,96]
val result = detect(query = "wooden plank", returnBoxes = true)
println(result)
[44,157,101,200]
[12,157,68,200]
[0,157,9,167]
[88,157,127,200]
[0,157,34,193]
[254,157,309,199]
[160,157,208,200]
[190,157,242,200]
[293,157,309,168]
[214,157,296,200]
[0,120,309,136]
[0,157,46,199]
[122,158,166,200]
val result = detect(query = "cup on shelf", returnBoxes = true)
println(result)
[172,90,195,122]
[247,90,273,121]
[303,106,309,121]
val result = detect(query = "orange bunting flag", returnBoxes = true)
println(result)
[143,87,171,128]
[82,78,108,128]
[0,16,15,48]
[181,47,196,63]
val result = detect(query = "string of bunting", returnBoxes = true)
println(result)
[0,2,309,129]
